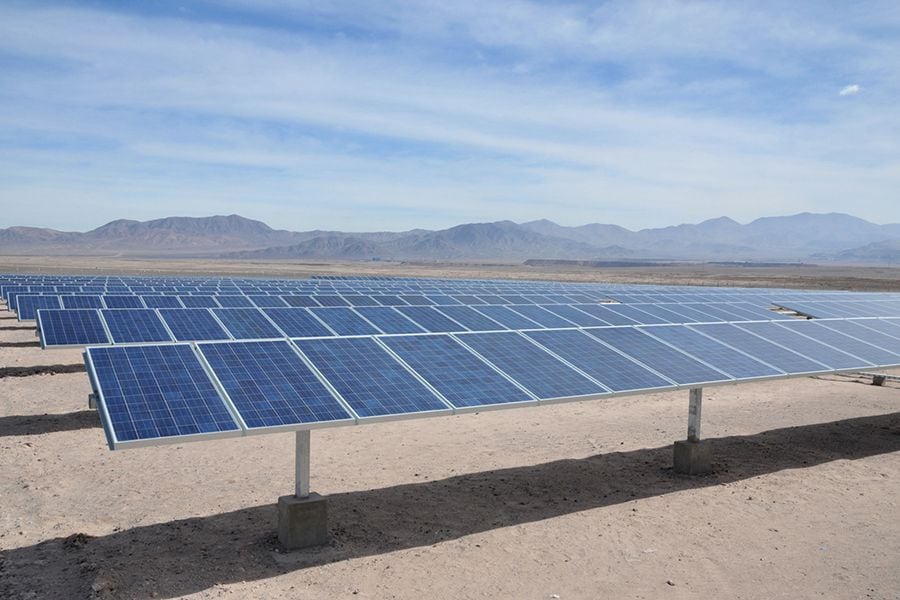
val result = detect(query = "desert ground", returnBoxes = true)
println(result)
[1,260,899,599]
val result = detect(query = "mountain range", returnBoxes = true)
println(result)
[1,213,899,264]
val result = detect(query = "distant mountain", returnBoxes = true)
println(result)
[1,212,898,263]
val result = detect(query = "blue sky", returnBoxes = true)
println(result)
[1,1,898,232]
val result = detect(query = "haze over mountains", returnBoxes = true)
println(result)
[1,213,899,264]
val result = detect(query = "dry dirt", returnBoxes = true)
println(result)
[1,267,900,599]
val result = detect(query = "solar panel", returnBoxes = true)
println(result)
[248,294,288,308]
[425,295,461,306]
[372,295,408,306]
[471,305,541,329]
[396,306,465,332]
[212,295,254,308]
[507,304,577,328]
[456,331,605,399]
[16,295,62,320]
[281,295,320,307]
[817,319,900,355]
[262,307,334,337]
[312,295,350,307]
[61,295,104,309]
[141,295,183,309]
[734,322,871,370]
[585,327,729,386]
[435,305,506,331]
[101,309,173,344]
[310,307,381,335]
[640,324,782,378]
[103,295,145,309]
[212,308,283,340]
[399,295,434,306]
[340,294,380,306]
[159,308,231,341]
[178,295,219,308]
[774,320,900,366]
[198,340,353,429]
[690,323,826,375]
[353,306,425,334]
[524,329,671,392]
[38,309,110,347]
[87,344,240,448]
[295,337,450,418]
[381,334,534,409]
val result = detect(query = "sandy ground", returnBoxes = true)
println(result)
[1,303,899,600]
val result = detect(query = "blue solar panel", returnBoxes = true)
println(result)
[340,294,380,306]
[538,305,609,326]
[372,295,408,306]
[597,304,670,325]
[310,307,381,335]
[295,337,449,418]
[281,295,321,307]
[456,331,605,399]
[625,304,683,324]
[776,320,900,366]
[507,305,577,328]
[425,295,461,306]
[399,295,434,306]
[179,295,219,308]
[381,334,534,408]
[658,303,725,323]
[17,295,62,320]
[585,327,729,385]
[312,295,350,307]
[353,306,425,334]
[396,306,465,332]
[212,308,283,340]
[101,309,173,344]
[436,305,506,331]
[199,340,353,428]
[735,322,871,370]
[575,304,639,325]
[214,295,255,308]
[159,308,230,341]
[262,307,334,337]
[817,320,900,355]
[141,295,183,309]
[103,295,145,309]
[690,323,826,374]
[38,309,110,347]
[88,344,240,447]
[524,329,671,392]
[641,325,782,378]
[61,295,104,309]
[474,305,543,329]
[452,295,487,305]
[248,294,288,308]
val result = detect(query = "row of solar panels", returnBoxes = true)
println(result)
[36,301,795,347]
[774,300,900,319]
[85,317,900,449]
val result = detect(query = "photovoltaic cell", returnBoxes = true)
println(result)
[372,295,407,306]
[141,295,183,309]
[88,344,239,447]
[159,308,230,341]
[199,340,353,428]
[214,295,255,308]
[281,295,320,307]
[690,323,826,374]
[524,329,670,392]
[775,320,900,366]
[310,307,381,335]
[436,305,506,331]
[212,308,283,340]
[473,305,542,329]
[39,309,110,347]
[178,295,219,308]
[585,327,729,385]
[353,306,425,334]
[103,295,145,309]
[641,324,781,378]
[248,294,288,308]
[817,320,900,355]
[396,306,465,332]
[735,321,871,369]
[101,309,173,343]
[16,295,62,320]
[61,295,104,309]
[457,331,605,399]
[295,337,449,418]
[508,304,577,328]
[262,307,334,337]
[575,304,638,325]
[311,295,350,307]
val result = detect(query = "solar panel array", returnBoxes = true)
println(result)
[3,273,899,451]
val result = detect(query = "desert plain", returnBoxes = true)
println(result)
[1,259,899,599]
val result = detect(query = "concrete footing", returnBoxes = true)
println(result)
[277,493,328,550]
[673,440,712,475]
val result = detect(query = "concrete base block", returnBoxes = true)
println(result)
[673,440,712,475]
[277,492,328,550]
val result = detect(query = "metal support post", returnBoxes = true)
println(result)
[687,387,702,442]
[295,430,310,499]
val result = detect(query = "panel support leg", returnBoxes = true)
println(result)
[277,430,328,549]
[673,388,711,475]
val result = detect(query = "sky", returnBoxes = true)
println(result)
[1,1,898,232]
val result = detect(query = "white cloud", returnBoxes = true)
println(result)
[839,84,861,96]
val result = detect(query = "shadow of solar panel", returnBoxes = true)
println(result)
[199,340,353,429]
[640,324,781,378]
[396,306,465,332]
[735,322,871,370]
[585,327,730,386]
[776,320,900,366]
[524,329,671,392]
[101,309,172,344]
[456,331,605,399]
[87,344,240,447]
[212,308,282,340]
[295,337,449,418]
[262,307,334,337]
[39,309,110,347]
[382,334,534,409]
[689,323,826,374]
[353,306,424,334]
[310,307,381,335]
[436,305,506,331]
[159,308,230,341]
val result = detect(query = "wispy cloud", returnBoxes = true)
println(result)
[839,84,862,96]
[0,1,898,231]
